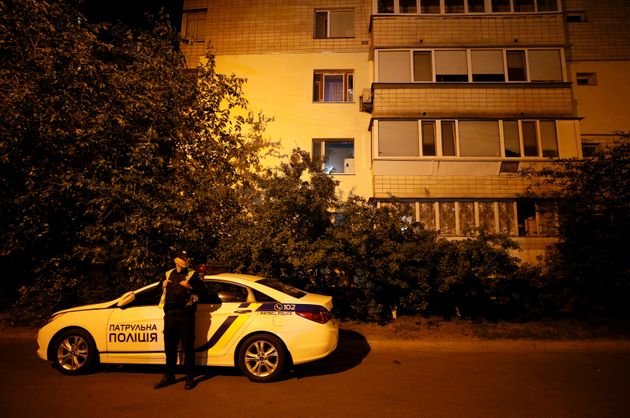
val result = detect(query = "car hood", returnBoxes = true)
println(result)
[53,299,117,315]
[300,293,333,311]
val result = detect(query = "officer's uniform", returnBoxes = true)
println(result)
[157,266,204,388]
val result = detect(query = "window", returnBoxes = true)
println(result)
[400,0,418,13]
[422,0,441,13]
[503,120,521,157]
[378,0,395,13]
[378,121,419,157]
[522,121,538,157]
[528,49,563,81]
[313,139,355,174]
[205,282,249,303]
[566,11,587,22]
[377,48,563,83]
[379,51,411,82]
[471,50,505,82]
[458,121,501,157]
[314,9,354,38]
[506,50,527,81]
[414,51,433,81]
[478,202,496,233]
[313,70,354,102]
[182,10,206,42]
[422,121,436,156]
[445,0,465,13]
[539,121,558,157]
[439,202,456,235]
[536,0,557,12]
[467,0,486,12]
[435,50,468,82]
[459,202,476,234]
[514,0,534,12]
[491,0,511,12]
[441,121,457,156]
[576,72,597,85]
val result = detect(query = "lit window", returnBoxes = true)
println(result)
[312,139,355,174]
[313,71,354,102]
[378,121,419,157]
[314,9,354,39]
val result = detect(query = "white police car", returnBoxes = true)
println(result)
[37,273,338,382]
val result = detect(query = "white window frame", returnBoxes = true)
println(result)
[314,9,355,39]
[375,48,565,83]
[182,9,207,43]
[374,119,559,159]
[372,0,560,14]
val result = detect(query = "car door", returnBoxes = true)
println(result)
[195,281,259,364]
[105,283,165,363]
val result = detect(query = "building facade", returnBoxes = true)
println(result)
[180,0,630,262]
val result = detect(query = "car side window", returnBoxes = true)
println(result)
[252,288,276,302]
[124,285,162,308]
[204,282,249,303]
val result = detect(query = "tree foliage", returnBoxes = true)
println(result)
[0,0,272,321]
[529,138,630,314]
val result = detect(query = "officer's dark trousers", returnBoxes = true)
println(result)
[163,311,195,379]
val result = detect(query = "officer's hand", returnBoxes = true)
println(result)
[162,279,170,289]
[179,280,191,289]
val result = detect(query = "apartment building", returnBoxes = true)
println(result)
[180,0,630,262]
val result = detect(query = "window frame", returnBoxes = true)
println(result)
[312,138,356,174]
[374,119,559,159]
[375,48,565,83]
[314,9,355,39]
[182,9,207,43]
[313,70,354,103]
[372,0,560,14]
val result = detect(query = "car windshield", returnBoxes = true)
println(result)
[257,278,307,299]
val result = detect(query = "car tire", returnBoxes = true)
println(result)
[237,333,286,382]
[52,329,98,375]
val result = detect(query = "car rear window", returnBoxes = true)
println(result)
[257,278,307,299]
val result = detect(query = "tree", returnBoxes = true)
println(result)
[529,138,630,315]
[0,0,272,321]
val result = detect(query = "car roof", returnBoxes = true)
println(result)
[203,272,263,284]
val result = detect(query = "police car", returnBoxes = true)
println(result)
[36,273,338,382]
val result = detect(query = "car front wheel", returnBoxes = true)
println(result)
[238,334,286,382]
[53,329,98,375]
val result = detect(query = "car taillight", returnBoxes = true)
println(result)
[297,310,332,324]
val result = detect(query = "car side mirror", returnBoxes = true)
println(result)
[117,291,136,308]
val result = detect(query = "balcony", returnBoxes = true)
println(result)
[370,82,576,119]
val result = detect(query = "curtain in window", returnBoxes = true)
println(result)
[324,75,344,101]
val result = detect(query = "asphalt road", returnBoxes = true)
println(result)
[1,331,629,418]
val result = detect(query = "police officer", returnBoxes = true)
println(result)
[154,249,204,390]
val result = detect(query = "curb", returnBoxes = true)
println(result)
[363,338,630,352]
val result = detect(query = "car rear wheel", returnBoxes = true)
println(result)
[238,334,286,382]
[53,329,98,375]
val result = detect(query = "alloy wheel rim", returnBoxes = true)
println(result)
[244,340,279,377]
[57,336,88,371]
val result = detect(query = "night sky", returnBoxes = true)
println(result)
[80,0,184,30]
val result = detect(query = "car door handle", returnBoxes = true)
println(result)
[234,309,251,314]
